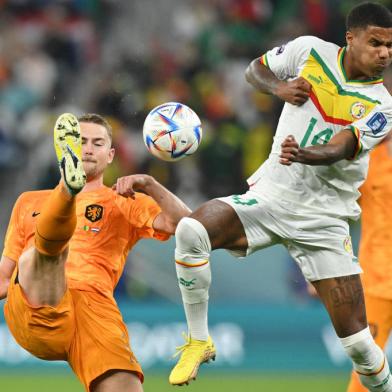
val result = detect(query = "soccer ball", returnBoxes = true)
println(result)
[143,102,202,162]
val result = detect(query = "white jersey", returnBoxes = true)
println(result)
[248,36,392,219]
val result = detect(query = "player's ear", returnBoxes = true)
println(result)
[108,147,115,164]
[346,30,354,48]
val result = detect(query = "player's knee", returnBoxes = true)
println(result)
[175,217,211,262]
[175,217,211,304]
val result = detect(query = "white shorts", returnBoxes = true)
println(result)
[217,190,362,282]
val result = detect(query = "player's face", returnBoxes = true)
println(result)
[346,26,392,78]
[80,122,115,181]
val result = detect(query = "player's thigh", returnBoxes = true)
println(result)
[17,246,68,306]
[193,192,279,253]
[191,199,248,251]
[313,275,367,337]
[90,370,143,392]
[365,295,392,348]
[70,291,144,391]
[4,268,75,360]
[286,218,364,337]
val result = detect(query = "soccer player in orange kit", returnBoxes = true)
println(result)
[347,133,392,391]
[0,113,191,392]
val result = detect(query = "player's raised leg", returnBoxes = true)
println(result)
[18,113,86,307]
[314,277,392,392]
[169,199,248,386]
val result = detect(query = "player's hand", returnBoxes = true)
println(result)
[112,174,154,199]
[279,135,300,165]
[274,77,311,106]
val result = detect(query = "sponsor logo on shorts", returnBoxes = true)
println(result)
[232,195,258,206]
[343,236,353,256]
[32,211,40,217]
[85,204,103,222]
[350,102,366,119]
[179,277,196,287]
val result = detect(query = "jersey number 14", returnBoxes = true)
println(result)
[300,117,333,147]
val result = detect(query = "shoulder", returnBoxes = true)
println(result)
[109,190,156,213]
[375,85,392,109]
[288,35,338,52]
[15,190,51,206]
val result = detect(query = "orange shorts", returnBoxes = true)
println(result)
[4,273,143,391]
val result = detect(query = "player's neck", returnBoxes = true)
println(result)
[343,47,371,81]
[81,176,105,193]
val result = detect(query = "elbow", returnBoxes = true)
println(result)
[245,60,257,84]
[245,65,252,84]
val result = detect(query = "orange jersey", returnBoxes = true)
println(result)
[3,186,170,297]
[359,140,392,299]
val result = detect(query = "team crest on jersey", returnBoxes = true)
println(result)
[343,236,353,256]
[85,204,103,222]
[350,102,366,119]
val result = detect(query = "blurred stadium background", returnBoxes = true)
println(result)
[0,0,391,391]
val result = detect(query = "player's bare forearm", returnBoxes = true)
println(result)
[280,130,358,166]
[113,174,191,234]
[245,59,282,95]
[0,256,16,300]
[287,143,350,165]
[144,178,191,231]
[245,58,311,106]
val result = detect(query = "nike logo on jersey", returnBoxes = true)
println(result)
[32,211,40,217]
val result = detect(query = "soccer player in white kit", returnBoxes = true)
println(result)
[169,2,392,391]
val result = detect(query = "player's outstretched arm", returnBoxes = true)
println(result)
[0,256,16,300]
[245,58,311,106]
[280,129,358,166]
[113,174,191,234]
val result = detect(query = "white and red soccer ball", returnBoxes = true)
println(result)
[143,102,202,162]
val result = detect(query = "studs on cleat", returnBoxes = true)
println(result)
[54,113,86,195]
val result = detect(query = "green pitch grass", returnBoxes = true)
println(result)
[0,372,348,392]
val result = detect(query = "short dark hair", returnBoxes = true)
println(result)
[78,113,113,145]
[346,2,392,30]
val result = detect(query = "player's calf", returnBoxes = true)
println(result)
[171,217,215,385]
[175,217,212,340]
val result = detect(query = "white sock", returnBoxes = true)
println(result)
[341,327,392,391]
[174,217,212,343]
[176,262,211,341]
[184,301,209,341]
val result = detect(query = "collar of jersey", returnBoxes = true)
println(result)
[338,47,384,85]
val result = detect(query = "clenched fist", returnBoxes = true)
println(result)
[279,135,300,165]
[274,77,312,106]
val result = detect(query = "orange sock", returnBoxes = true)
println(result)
[347,370,367,392]
[35,183,77,256]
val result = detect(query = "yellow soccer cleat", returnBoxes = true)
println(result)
[54,113,86,195]
[169,335,216,386]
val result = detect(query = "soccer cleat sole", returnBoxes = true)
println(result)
[54,113,86,195]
